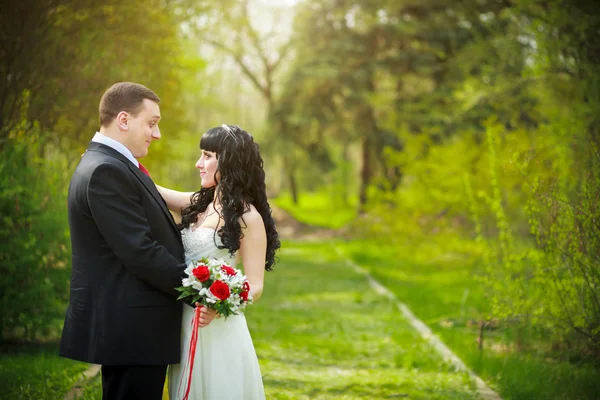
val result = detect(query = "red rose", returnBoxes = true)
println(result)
[240,291,249,302]
[210,280,230,300]
[192,265,210,282]
[221,265,236,276]
[242,281,250,292]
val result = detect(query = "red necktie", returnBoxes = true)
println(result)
[138,162,151,177]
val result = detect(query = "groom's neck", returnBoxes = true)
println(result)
[99,127,126,146]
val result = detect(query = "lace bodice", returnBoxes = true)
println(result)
[181,226,237,265]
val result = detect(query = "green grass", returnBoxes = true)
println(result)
[251,241,478,399]
[339,239,600,400]
[71,370,170,399]
[0,343,89,399]
[61,372,170,400]
[272,191,358,229]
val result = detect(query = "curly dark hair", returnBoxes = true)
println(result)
[179,125,280,271]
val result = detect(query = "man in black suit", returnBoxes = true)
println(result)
[60,82,215,400]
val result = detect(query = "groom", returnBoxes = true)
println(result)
[60,82,214,400]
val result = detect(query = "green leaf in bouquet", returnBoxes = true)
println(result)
[176,292,188,301]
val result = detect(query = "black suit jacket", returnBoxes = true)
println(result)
[59,142,186,365]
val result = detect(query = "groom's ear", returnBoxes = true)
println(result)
[116,111,129,131]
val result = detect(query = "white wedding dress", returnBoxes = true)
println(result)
[168,227,265,400]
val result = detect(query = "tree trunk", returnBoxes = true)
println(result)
[341,140,351,207]
[358,135,372,213]
[288,167,298,205]
[478,320,485,351]
[357,63,379,213]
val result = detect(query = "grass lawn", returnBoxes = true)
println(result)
[338,239,600,400]
[251,241,478,399]
[272,191,358,229]
[2,240,479,399]
[0,343,89,399]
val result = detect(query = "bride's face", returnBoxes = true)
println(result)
[196,149,220,188]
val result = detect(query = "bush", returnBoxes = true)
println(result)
[0,121,71,342]
[360,111,600,358]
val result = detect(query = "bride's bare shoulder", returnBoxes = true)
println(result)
[240,204,264,227]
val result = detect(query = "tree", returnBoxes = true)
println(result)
[184,0,299,199]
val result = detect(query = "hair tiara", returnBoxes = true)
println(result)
[221,124,239,144]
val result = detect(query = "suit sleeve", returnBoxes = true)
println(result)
[87,162,185,298]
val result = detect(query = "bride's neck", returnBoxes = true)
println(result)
[211,190,221,210]
[205,200,221,214]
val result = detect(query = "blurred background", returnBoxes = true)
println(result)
[2,0,600,398]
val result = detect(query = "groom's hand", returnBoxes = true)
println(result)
[195,303,218,328]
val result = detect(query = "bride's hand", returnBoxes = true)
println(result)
[195,303,218,328]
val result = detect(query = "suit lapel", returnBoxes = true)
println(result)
[86,142,180,236]
[127,162,180,234]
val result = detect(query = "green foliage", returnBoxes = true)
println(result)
[1,0,203,169]
[281,0,600,382]
[279,0,600,359]
[368,101,600,351]
[525,136,600,348]
[0,122,71,341]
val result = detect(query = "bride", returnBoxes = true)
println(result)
[157,124,280,399]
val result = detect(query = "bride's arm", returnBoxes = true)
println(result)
[238,208,267,302]
[155,185,195,213]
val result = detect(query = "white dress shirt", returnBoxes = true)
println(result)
[91,132,139,167]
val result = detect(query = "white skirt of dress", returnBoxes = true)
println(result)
[168,304,265,400]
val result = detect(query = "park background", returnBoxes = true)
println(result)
[1,0,600,398]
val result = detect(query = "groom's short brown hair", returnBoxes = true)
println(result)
[99,82,160,127]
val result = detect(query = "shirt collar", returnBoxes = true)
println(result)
[92,132,139,167]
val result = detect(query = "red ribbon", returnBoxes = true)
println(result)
[179,306,201,400]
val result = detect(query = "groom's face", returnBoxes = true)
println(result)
[125,99,161,158]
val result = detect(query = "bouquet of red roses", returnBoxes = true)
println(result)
[176,257,252,318]
[175,257,253,400]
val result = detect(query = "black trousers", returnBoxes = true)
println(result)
[101,365,167,400]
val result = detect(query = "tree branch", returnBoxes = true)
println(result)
[203,37,271,101]
[240,0,270,71]
[270,40,293,73]
[234,55,270,100]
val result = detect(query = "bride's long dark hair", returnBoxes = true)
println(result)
[179,125,280,271]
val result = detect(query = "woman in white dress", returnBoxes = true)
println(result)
[157,124,280,400]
